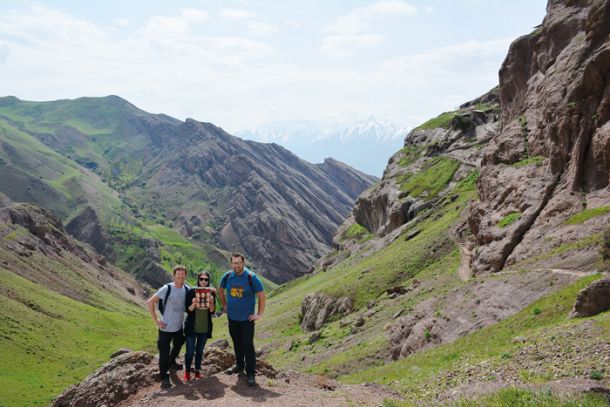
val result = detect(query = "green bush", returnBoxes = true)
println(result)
[565,206,610,225]
[513,155,545,167]
[590,370,604,380]
[499,212,521,228]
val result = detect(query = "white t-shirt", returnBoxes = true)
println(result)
[155,283,187,333]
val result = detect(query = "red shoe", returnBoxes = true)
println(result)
[194,371,203,379]
[183,371,191,382]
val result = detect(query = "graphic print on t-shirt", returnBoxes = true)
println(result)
[230,285,244,298]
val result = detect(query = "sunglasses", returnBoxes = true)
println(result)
[199,277,209,281]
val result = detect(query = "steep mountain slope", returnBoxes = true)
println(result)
[0,193,155,406]
[0,97,377,283]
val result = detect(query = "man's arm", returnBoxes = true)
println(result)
[217,287,227,313]
[146,295,167,329]
[249,291,266,321]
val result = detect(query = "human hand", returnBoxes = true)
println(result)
[155,320,167,329]
[248,314,262,322]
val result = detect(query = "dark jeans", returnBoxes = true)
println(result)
[185,333,208,372]
[157,329,185,379]
[228,319,256,375]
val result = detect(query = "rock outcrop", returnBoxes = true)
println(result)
[65,206,111,257]
[51,347,278,407]
[469,0,610,274]
[570,276,610,317]
[300,292,353,332]
[325,89,499,262]
[51,351,157,407]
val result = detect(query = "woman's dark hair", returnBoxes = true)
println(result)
[196,270,213,288]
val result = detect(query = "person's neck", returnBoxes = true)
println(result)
[174,281,184,288]
[234,269,245,275]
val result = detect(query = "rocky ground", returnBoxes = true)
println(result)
[124,370,400,407]
[52,344,401,407]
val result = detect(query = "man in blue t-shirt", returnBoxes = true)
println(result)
[218,252,265,386]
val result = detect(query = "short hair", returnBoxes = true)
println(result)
[173,265,186,275]
[230,252,245,263]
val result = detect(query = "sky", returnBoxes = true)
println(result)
[0,1,547,134]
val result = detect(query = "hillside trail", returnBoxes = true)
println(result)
[497,268,599,277]
[120,370,400,407]
[450,218,472,281]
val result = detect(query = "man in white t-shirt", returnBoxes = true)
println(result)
[146,265,189,389]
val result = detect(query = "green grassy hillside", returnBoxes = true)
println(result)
[0,268,155,407]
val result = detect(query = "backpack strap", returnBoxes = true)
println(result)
[221,270,254,289]
[158,283,171,316]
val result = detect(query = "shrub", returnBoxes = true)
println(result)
[565,206,610,225]
[499,212,521,228]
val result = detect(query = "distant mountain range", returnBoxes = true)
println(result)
[0,96,377,284]
[237,119,408,177]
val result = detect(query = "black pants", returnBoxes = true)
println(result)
[157,329,185,379]
[228,319,256,375]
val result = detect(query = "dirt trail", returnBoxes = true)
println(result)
[121,371,401,407]
[450,219,472,281]
[497,268,599,277]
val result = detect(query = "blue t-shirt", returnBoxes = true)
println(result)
[220,269,264,321]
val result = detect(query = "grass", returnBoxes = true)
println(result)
[565,206,610,225]
[398,146,423,167]
[399,157,460,199]
[385,388,609,406]
[342,274,606,400]
[499,212,521,228]
[256,172,478,374]
[342,223,371,241]
[455,387,609,407]
[512,155,545,168]
[0,268,154,407]
[414,111,458,130]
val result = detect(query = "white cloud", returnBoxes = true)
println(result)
[321,34,384,58]
[181,8,209,23]
[0,2,540,134]
[321,1,416,57]
[219,8,256,21]
[113,18,130,28]
[0,43,9,63]
[219,8,278,36]
[247,21,279,36]
[325,0,416,35]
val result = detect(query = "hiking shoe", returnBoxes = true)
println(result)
[194,371,203,379]
[169,361,183,370]
[225,365,244,375]
[183,371,191,382]
[161,377,172,389]
[247,374,256,386]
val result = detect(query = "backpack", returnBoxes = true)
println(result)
[158,283,189,315]
[220,269,254,290]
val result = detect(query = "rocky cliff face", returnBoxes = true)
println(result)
[469,0,610,274]
[131,119,377,283]
[324,88,499,264]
